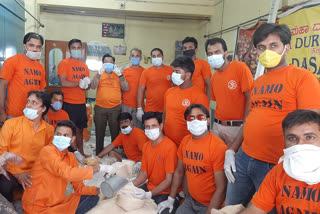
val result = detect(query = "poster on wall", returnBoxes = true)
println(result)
[102,23,125,39]
[278,4,320,78]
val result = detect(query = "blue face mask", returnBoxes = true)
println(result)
[104,63,115,72]
[130,57,140,65]
[152,57,163,67]
[70,50,82,58]
[51,101,62,111]
[52,136,71,151]
[23,108,39,120]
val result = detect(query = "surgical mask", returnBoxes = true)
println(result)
[121,126,133,135]
[24,45,41,60]
[130,57,140,65]
[152,58,163,67]
[279,144,320,185]
[183,49,195,57]
[258,46,286,68]
[51,101,62,111]
[208,54,225,69]
[187,120,208,136]
[52,136,71,151]
[70,50,82,58]
[104,63,115,72]
[23,108,39,120]
[145,128,160,141]
[171,72,184,86]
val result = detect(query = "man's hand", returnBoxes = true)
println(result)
[14,172,32,190]
[113,66,122,76]
[2,152,23,164]
[136,107,144,121]
[132,189,152,200]
[133,161,141,173]
[157,196,175,213]
[0,111,7,125]
[100,165,116,178]
[224,149,236,183]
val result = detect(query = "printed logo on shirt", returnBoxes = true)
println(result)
[167,75,171,81]
[183,150,206,174]
[228,80,237,90]
[250,83,284,110]
[71,66,87,80]
[182,99,190,107]
[23,69,42,85]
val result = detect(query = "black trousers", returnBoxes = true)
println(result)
[0,172,22,202]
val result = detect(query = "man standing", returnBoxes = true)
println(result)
[47,90,70,128]
[91,54,129,155]
[122,48,145,129]
[164,56,209,146]
[57,39,91,156]
[0,32,46,124]
[136,48,172,120]
[225,23,320,206]
[182,37,211,99]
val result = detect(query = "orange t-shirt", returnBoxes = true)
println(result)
[193,58,212,93]
[95,72,121,108]
[57,58,89,104]
[211,61,253,121]
[0,116,54,174]
[0,54,47,117]
[251,162,320,213]
[177,133,227,206]
[139,65,173,112]
[47,109,70,128]
[122,66,145,108]
[164,86,209,145]
[242,65,320,164]
[112,127,148,162]
[141,137,177,195]
[22,144,96,214]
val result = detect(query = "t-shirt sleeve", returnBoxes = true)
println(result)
[202,61,212,79]
[140,143,148,172]
[136,132,148,151]
[296,71,320,109]
[210,75,216,101]
[0,120,13,154]
[196,91,210,110]
[112,135,123,147]
[177,137,186,160]
[239,63,254,93]
[139,70,147,86]
[164,141,177,174]
[57,60,67,76]
[40,65,47,89]
[0,57,16,81]
[211,136,228,172]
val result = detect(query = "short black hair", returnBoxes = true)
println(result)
[68,39,82,50]
[282,110,320,133]
[170,56,195,76]
[205,38,228,54]
[23,32,44,45]
[102,54,115,63]
[27,91,51,116]
[253,23,291,48]
[50,90,64,99]
[55,120,77,136]
[117,112,133,122]
[142,111,163,125]
[184,104,210,120]
[150,48,163,56]
[182,37,198,49]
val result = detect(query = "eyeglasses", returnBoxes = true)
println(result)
[187,114,206,122]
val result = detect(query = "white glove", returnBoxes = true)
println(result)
[157,196,175,214]
[224,149,236,183]
[99,65,106,75]
[136,107,144,121]
[74,151,85,164]
[100,164,116,177]
[132,190,152,200]
[79,79,88,89]
[113,66,122,76]
[83,77,91,85]
[133,161,141,173]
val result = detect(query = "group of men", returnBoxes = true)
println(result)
[0,22,319,214]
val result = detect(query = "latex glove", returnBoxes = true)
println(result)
[224,149,236,183]
[74,151,86,164]
[100,164,116,177]
[132,189,152,200]
[83,77,91,85]
[98,65,105,75]
[133,161,141,173]
[113,66,122,76]
[79,79,88,89]
[136,107,144,121]
[157,196,175,213]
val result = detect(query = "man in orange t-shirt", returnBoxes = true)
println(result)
[164,56,209,146]
[182,37,211,99]
[132,112,179,214]
[122,48,145,129]
[0,91,54,202]
[90,54,129,155]
[47,90,70,128]
[241,110,320,214]
[0,32,46,124]
[158,104,227,214]
[57,39,91,156]
[136,48,173,121]
[225,23,320,206]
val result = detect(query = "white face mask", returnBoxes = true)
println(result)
[208,54,225,69]
[145,128,160,141]
[52,136,71,151]
[23,108,40,120]
[24,45,41,60]
[171,72,184,86]
[152,57,163,67]
[279,144,320,185]
[121,125,133,135]
[187,120,208,136]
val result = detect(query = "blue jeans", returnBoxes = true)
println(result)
[226,147,275,205]
[75,195,99,214]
